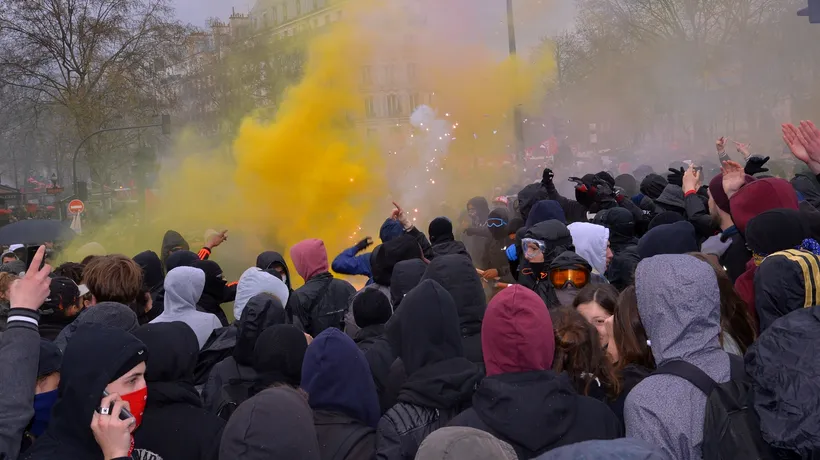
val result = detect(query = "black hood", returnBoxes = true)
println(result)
[192,259,228,304]
[467,196,491,223]
[133,250,164,292]
[517,183,550,222]
[133,322,201,408]
[593,207,638,252]
[164,250,199,271]
[387,280,480,409]
[473,371,577,457]
[549,251,591,271]
[33,323,147,458]
[390,259,427,307]
[161,230,189,266]
[421,254,486,324]
[371,234,422,286]
[639,174,668,200]
[255,251,291,290]
[524,220,574,264]
[234,293,287,366]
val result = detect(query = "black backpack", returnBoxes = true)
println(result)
[653,354,774,460]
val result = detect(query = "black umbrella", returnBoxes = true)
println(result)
[0,219,75,246]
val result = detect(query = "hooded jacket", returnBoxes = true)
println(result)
[289,239,356,336]
[165,250,200,271]
[729,178,799,234]
[132,250,165,324]
[568,222,610,276]
[192,260,230,327]
[754,249,820,332]
[625,255,731,460]
[654,184,685,213]
[0,309,41,460]
[251,324,307,393]
[133,323,225,460]
[389,259,427,308]
[637,221,698,259]
[415,427,518,460]
[255,251,292,291]
[202,293,287,414]
[525,200,567,227]
[791,171,820,210]
[518,220,574,308]
[421,254,486,366]
[233,267,289,321]
[449,286,620,458]
[535,438,670,460]
[594,207,638,253]
[53,302,139,353]
[371,234,423,286]
[615,174,639,198]
[219,387,321,460]
[378,280,482,460]
[640,174,668,201]
[303,329,379,460]
[746,306,820,457]
[161,230,190,266]
[151,266,222,349]
[22,323,148,460]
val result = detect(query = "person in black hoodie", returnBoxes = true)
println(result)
[192,260,231,327]
[23,323,151,460]
[421,254,486,367]
[449,286,621,459]
[352,289,395,413]
[251,324,308,395]
[132,251,165,324]
[478,209,516,284]
[428,217,470,259]
[389,259,427,308]
[37,277,84,341]
[377,280,482,460]
[593,208,641,290]
[303,328,380,460]
[202,293,286,417]
[132,322,225,460]
[518,220,574,307]
[255,251,292,291]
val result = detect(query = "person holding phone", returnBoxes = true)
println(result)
[22,323,152,460]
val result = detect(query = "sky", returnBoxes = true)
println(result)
[173,0,252,27]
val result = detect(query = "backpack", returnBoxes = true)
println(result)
[321,424,374,460]
[215,362,256,421]
[653,354,774,460]
[308,280,346,336]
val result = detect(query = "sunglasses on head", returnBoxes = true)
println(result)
[549,268,590,289]
[486,218,507,228]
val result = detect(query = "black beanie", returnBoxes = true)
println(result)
[746,209,806,255]
[252,325,308,392]
[352,289,392,328]
[648,211,684,230]
[428,217,454,245]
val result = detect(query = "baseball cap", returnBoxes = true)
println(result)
[38,339,62,377]
[40,276,85,315]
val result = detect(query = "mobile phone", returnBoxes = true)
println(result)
[100,389,133,421]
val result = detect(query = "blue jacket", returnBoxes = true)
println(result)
[331,246,373,278]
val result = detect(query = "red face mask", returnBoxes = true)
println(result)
[120,386,148,429]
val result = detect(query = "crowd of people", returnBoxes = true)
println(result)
[1,121,820,460]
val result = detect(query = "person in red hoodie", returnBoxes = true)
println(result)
[287,239,356,337]
[448,285,621,459]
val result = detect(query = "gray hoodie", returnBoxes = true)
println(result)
[54,302,139,353]
[233,267,290,321]
[655,184,685,210]
[150,266,221,349]
[415,427,518,460]
[625,254,730,460]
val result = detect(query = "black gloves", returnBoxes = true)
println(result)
[745,156,770,176]
[354,237,373,252]
[667,167,685,187]
[542,168,555,185]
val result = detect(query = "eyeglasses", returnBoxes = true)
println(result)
[486,218,507,228]
[550,268,590,289]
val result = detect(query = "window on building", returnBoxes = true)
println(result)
[296,0,301,15]
[407,63,416,83]
[410,93,420,111]
[385,64,394,85]
[364,96,376,118]
[361,66,372,85]
[387,94,401,116]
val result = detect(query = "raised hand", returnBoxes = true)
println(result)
[9,245,51,310]
[721,160,746,199]
[734,141,752,159]
[682,165,701,193]
[783,123,820,174]
[799,121,820,164]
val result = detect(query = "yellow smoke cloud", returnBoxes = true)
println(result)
[64,0,555,282]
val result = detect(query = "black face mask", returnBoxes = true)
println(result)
[555,286,580,307]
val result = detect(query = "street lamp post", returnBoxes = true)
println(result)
[506,0,526,168]
[72,115,170,194]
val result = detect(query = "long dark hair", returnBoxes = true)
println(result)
[552,307,620,400]
[613,286,655,373]
[689,253,757,353]
[572,283,619,315]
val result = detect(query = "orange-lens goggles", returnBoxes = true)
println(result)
[550,269,589,289]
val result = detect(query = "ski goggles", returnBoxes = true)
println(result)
[486,218,508,228]
[521,238,546,253]
[549,268,590,289]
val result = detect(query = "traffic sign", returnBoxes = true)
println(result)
[68,199,85,214]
